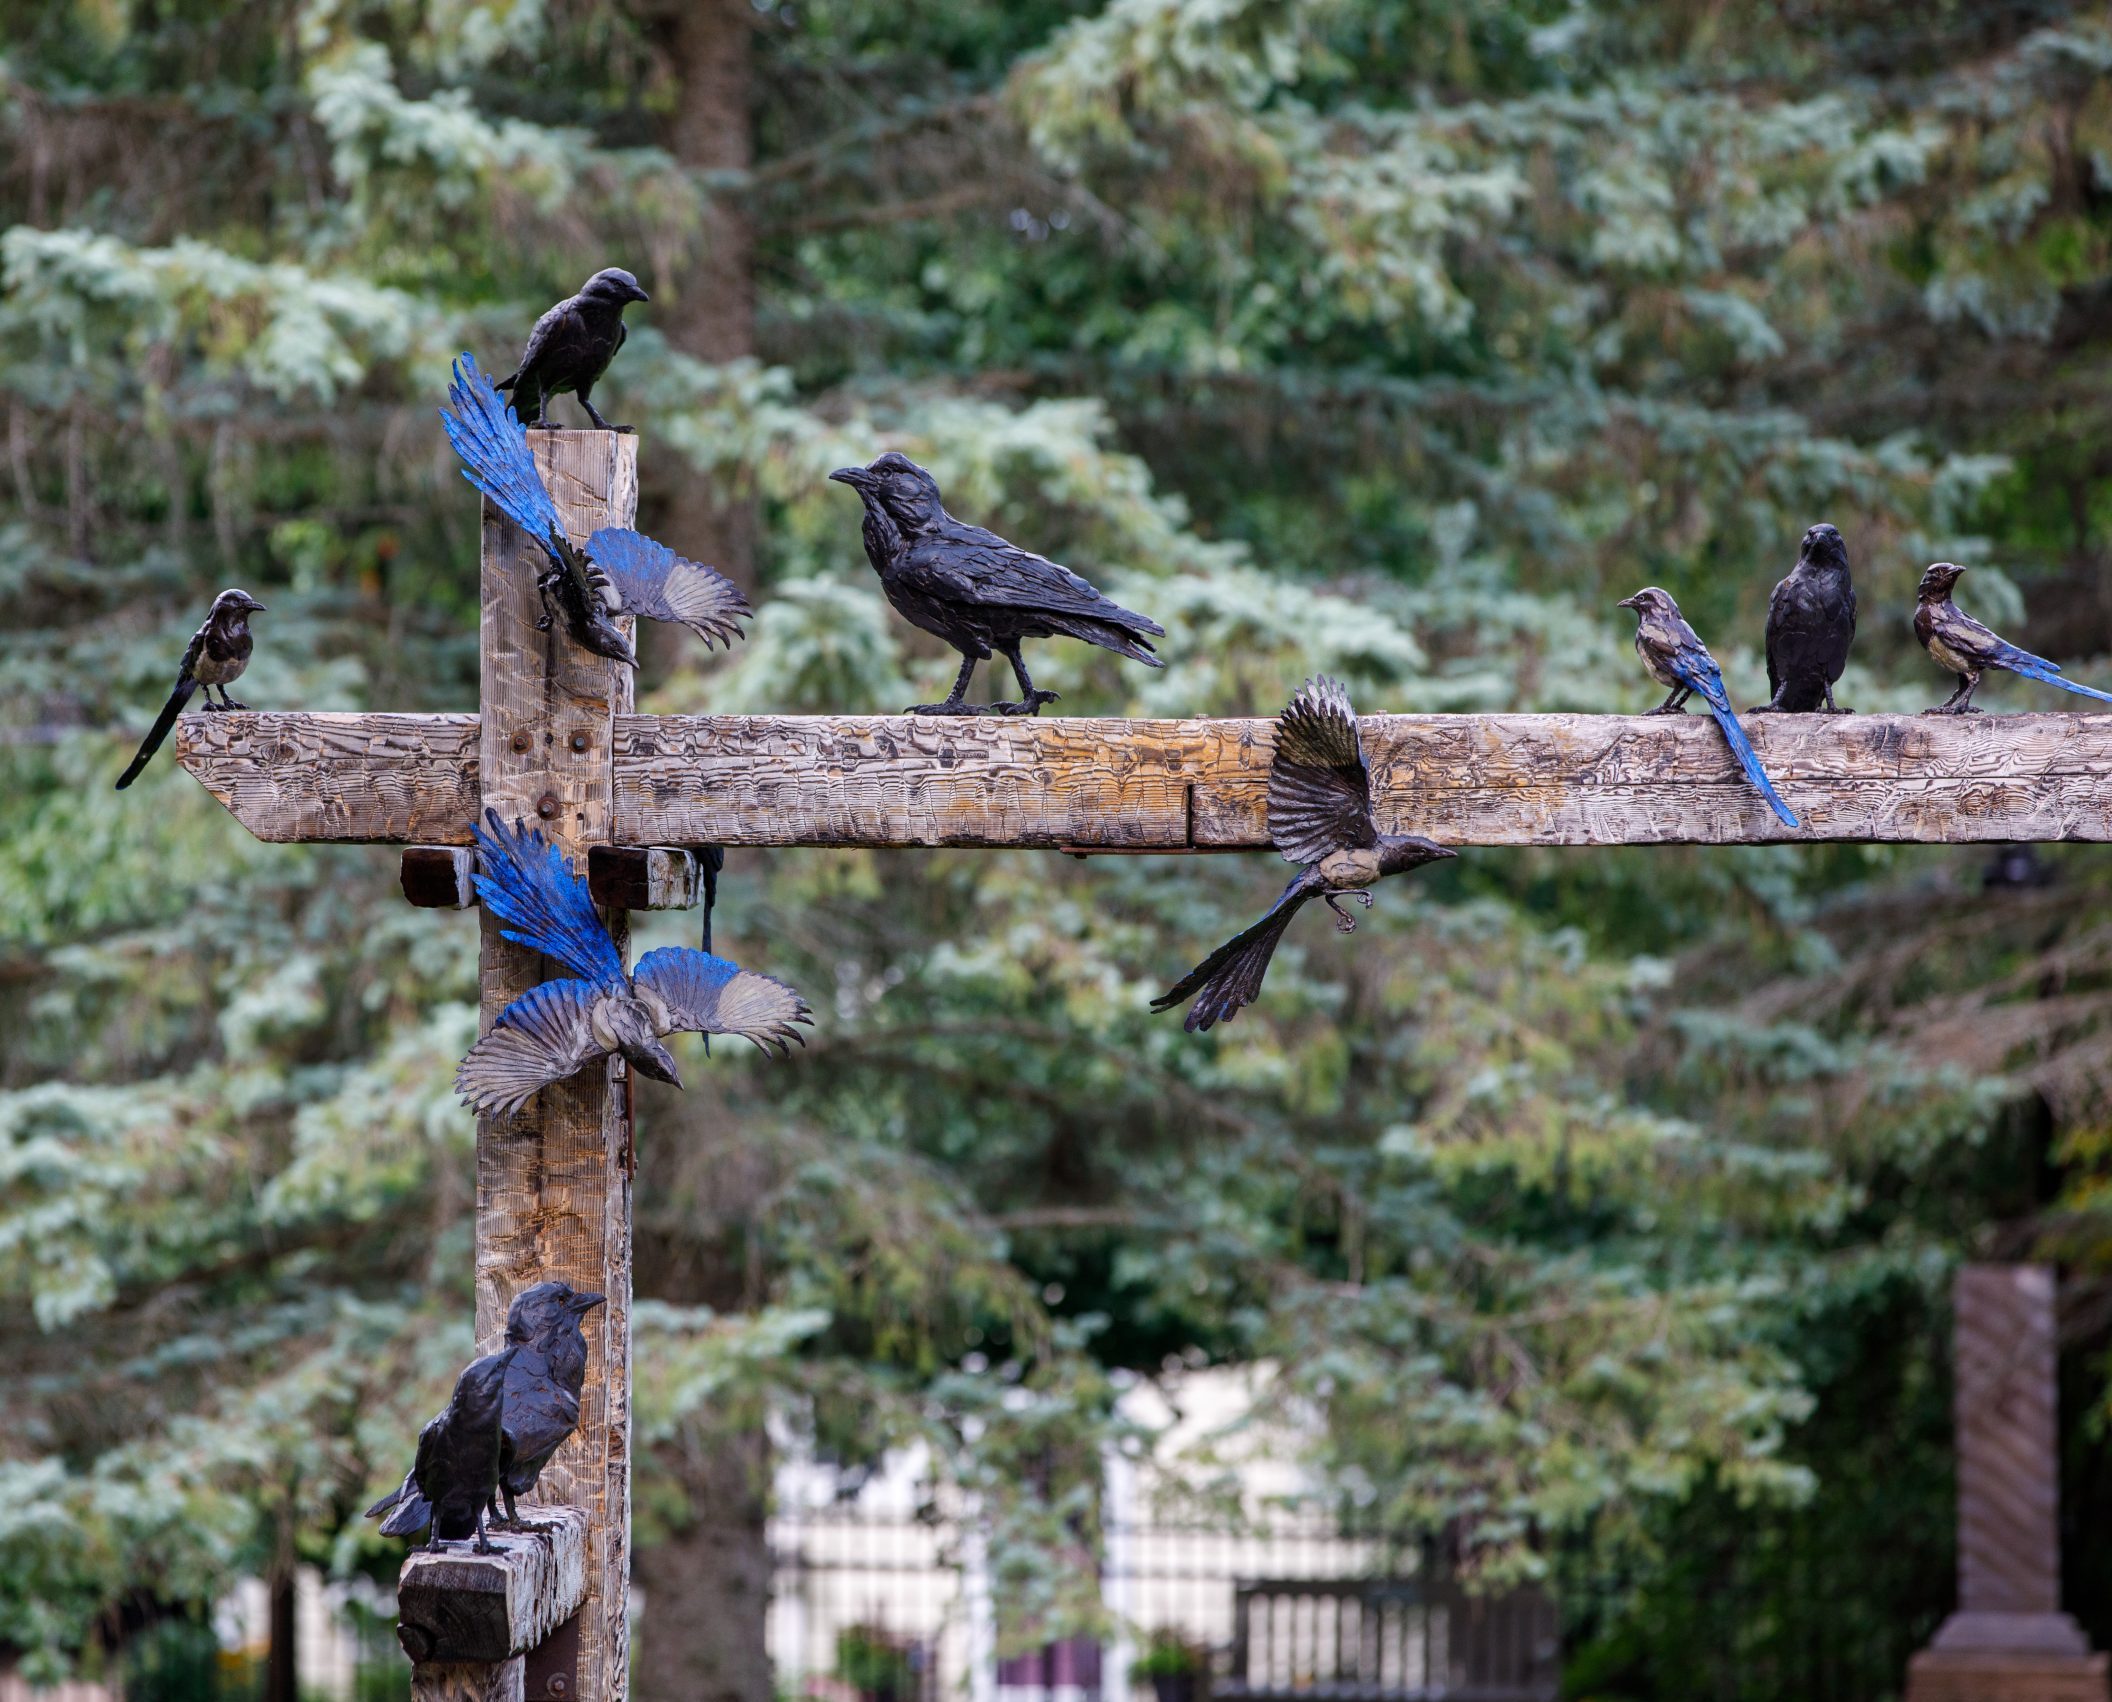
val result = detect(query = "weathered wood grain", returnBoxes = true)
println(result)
[473,430,636,1702]
[411,1658,525,1702]
[396,1508,589,1664]
[185,709,2112,849]
[176,712,477,843]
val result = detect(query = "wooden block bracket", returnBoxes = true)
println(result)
[400,845,703,911]
[396,1506,588,1701]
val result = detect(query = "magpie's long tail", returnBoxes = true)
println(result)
[1697,683,1799,828]
[115,677,199,790]
[1151,876,1312,1032]
[2001,650,2112,704]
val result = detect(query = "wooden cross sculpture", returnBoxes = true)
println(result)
[173,427,2112,1701]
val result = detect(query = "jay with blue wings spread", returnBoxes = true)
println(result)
[1618,587,1800,829]
[442,353,750,670]
[456,811,810,1116]
[1915,562,2112,715]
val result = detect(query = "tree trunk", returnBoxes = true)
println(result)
[264,1562,297,1702]
[632,1427,774,1702]
[646,0,757,613]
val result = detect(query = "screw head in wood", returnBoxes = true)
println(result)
[548,1677,569,1698]
[511,731,531,754]
[570,731,589,753]
[536,792,560,820]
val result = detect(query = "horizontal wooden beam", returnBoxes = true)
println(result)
[396,1506,588,1666]
[178,709,2112,849]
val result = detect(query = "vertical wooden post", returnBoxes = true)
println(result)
[476,430,638,1702]
[1907,1264,2107,1702]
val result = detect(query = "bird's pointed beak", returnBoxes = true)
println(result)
[829,466,870,490]
[248,599,268,613]
[630,283,650,302]
[1616,594,1640,610]
[570,1291,607,1314]
[628,1040,682,1089]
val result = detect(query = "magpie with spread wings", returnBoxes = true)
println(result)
[829,452,1163,715]
[1153,678,1454,1033]
[1916,562,2112,714]
[443,354,750,669]
[455,811,810,1117]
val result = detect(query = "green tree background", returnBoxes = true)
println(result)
[4,2,2112,1698]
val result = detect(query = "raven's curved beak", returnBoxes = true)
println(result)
[1616,593,1640,609]
[829,466,871,489]
[570,1290,608,1314]
[629,281,651,303]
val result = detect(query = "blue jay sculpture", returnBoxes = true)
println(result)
[442,354,750,669]
[1618,587,1799,829]
[1915,562,2112,714]
[456,811,810,1116]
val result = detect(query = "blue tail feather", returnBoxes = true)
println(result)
[1998,647,2112,705]
[1677,658,1798,828]
[443,354,563,550]
[471,810,626,988]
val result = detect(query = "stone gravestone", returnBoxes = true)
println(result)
[1907,1264,2107,1702]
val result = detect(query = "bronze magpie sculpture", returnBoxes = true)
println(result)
[1153,678,1454,1032]
[1618,587,1799,828]
[496,267,648,430]
[455,811,810,1115]
[829,452,1164,715]
[1915,562,2112,713]
[114,589,265,789]
[1753,522,1855,714]
[366,1342,519,1553]
[444,355,750,669]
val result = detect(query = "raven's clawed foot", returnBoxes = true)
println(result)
[1923,703,1983,716]
[905,699,1001,716]
[220,696,249,711]
[994,690,1061,716]
[1644,702,1689,716]
[1324,892,1373,932]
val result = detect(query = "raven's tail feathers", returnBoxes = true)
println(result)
[1049,614,1163,668]
[1703,698,1800,828]
[115,677,199,790]
[1151,882,1310,1032]
[366,1472,433,1537]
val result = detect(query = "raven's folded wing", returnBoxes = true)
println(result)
[1268,676,1377,864]
[905,528,1164,636]
[456,978,608,1115]
[585,527,751,648]
[632,948,812,1054]
[443,354,565,550]
[471,811,626,988]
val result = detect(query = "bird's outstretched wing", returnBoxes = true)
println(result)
[632,948,812,1054]
[1664,629,1799,828]
[1268,676,1377,864]
[471,811,626,988]
[443,355,564,549]
[1152,874,1314,1032]
[456,978,608,1115]
[585,527,751,648]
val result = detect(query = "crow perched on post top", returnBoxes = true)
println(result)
[1619,587,1798,827]
[829,452,1164,715]
[1153,678,1454,1032]
[496,267,649,430]
[453,811,810,1116]
[114,589,266,790]
[365,1343,519,1553]
[1753,522,1856,714]
[489,1282,605,1528]
[1915,562,2112,714]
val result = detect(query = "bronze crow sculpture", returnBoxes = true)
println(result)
[830,452,1163,715]
[115,589,266,790]
[1154,678,1453,1032]
[1753,522,1856,714]
[366,1343,519,1553]
[496,267,648,430]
